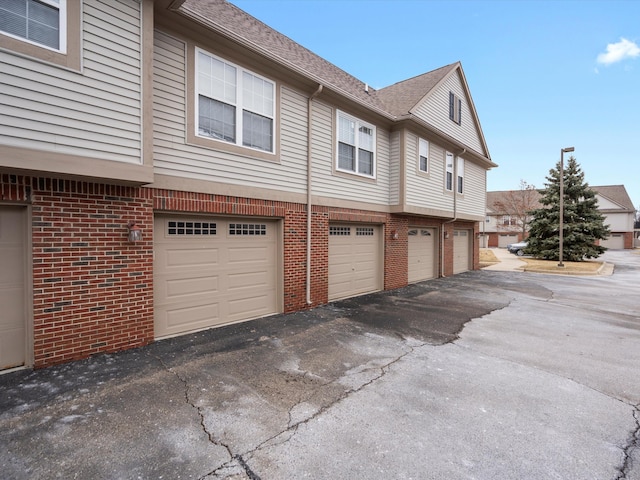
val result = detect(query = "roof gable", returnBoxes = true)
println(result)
[374,64,456,117]
[591,185,635,212]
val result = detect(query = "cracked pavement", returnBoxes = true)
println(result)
[1,250,639,479]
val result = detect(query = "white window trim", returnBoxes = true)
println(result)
[0,0,67,53]
[195,47,276,154]
[445,151,454,191]
[336,110,376,179]
[457,157,464,194]
[418,138,429,173]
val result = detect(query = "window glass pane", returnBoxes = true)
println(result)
[446,172,453,191]
[338,142,355,171]
[29,8,59,49]
[242,72,274,118]
[358,149,373,175]
[0,0,60,49]
[419,139,428,157]
[420,156,428,172]
[242,110,273,151]
[338,115,355,145]
[0,0,27,38]
[199,54,236,105]
[199,95,236,142]
[358,124,373,151]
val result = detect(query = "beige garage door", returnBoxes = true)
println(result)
[408,227,437,283]
[328,224,382,301]
[154,216,279,338]
[601,233,624,250]
[453,229,471,274]
[498,234,518,248]
[0,206,27,370]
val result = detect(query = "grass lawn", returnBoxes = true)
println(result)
[519,257,603,274]
[479,248,604,274]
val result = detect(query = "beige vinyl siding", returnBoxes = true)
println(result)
[152,31,309,195]
[412,71,484,155]
[456,159,486,218]
[389,131,401,205]
[405,134,454,212]
[0,0,143,164]
[310,101,391,206]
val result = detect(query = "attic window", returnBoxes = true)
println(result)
[449,91,462,125]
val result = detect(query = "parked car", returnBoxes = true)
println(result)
[507,241,528,256]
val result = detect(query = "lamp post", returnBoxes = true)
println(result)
[558,146,574,267]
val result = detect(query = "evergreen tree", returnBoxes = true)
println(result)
[527,156,610,261]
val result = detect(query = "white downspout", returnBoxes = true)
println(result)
[441,148,466,277]
[306,84,323,305]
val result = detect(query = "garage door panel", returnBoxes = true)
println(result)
[498,234,518,248]
[602,234,624,250]
[453,229,471,274]
[328,224,382,301]
[228,294,273,318]
[228,246,274,264]
[165,303,220,332]
[165,248,219,267]
[408,228,436,283]
[165,275,218,298]
[155,216,279,338]
[0,207,26,370]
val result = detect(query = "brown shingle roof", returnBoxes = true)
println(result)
[487,185,635,214]
[591,185,635,211]
[375,64,458,116]
[179,0,390,113]
[178,0,466,119]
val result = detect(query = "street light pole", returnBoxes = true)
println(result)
[558,146,574,267]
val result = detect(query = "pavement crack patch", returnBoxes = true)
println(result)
[243,341,420,460]
[615,404,640,480]
[151,355,258,480]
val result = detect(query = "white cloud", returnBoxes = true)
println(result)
[596,38,640,65]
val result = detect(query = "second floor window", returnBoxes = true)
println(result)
[196,49,275,153]
[337,110,375,177]
[445,151,454,191]
[0,0,66,51]
[418,138,429,173]
[457,157,464,194]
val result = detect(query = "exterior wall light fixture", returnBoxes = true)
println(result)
[391,230,399,240]
[127,221,143,243]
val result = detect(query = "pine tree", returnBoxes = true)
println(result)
[527,156,610,261]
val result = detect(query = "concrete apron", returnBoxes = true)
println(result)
[0,250,639,480]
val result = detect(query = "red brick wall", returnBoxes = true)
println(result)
[1,175,154,368]
[1,174,482,368]
[384,215,408,290]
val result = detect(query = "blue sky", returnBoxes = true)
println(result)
[230,0,639,210]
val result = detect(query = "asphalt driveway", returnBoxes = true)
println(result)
[1,250,639,479]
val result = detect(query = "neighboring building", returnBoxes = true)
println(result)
[484,189,541,247]
[591,185,636,250]
[484,185,636,249]
[0,0,495,370]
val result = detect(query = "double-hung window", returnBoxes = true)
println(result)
[0,0,66,52]
[457,157,464,194]
[445,151,454,191]
[337,110,375,177]
[449,91,461,125]
[197,48,275,153]
[418,138,429,173]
